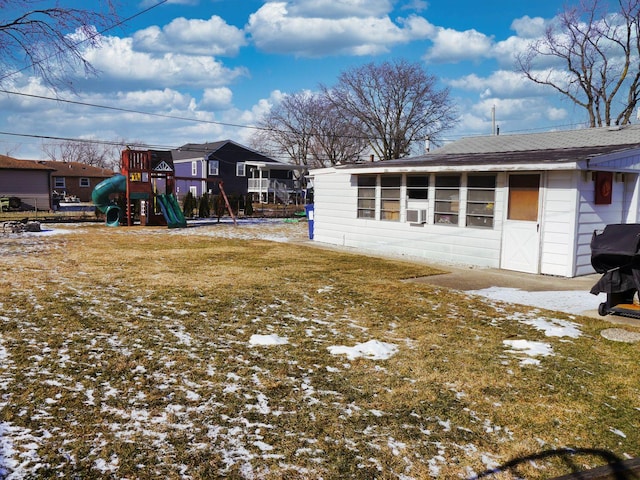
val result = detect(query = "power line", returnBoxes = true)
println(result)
[0,88,268,131]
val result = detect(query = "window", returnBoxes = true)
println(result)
[507,174,540,221]
[54,177,65,189]
[357,175,376,219]
[434,175,460,225]
[466,175,496,228]
[209,160,219,176]
[79,178,90,188]
[406,175,429,199]
[191,161,197,176]
[236,162,246,177]
[380,176,401,221]
[189,186,197,197]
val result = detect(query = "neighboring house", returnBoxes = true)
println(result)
[0,155,55,210]
[309,125,640,278]
[41,161,115,203]
[171,140,306,203]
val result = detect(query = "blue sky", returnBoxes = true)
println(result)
[0,0,590,160]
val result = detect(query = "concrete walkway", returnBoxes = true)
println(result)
[407,265,640,327]
[407,265,600,293]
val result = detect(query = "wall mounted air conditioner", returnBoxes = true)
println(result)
[406,209,427,224]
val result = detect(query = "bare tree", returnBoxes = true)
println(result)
[41,139,130,171]
[251,91,317,167]
[322,60,458,160]
[0,0,119,90]
[309,95,368,167]
[517,0,640,127]
[251,91,368,168]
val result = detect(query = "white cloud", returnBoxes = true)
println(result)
[401,0,429,12]
[546,106,568,121]
[247,2,429,57]
[114,88,195,111]
[424,27,493,63]
[510,15,549,38]
[133,16,247,56]
[287,0,393,18]
[81,36,248,89]
[201,87,233,109]
[448,70,549,98]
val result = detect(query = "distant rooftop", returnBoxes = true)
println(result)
[434,124,640,154]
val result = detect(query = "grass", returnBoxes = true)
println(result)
[0,221,639,479]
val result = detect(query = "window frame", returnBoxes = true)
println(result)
[79,177,90,188]
[54,177,66,189]
[406,174,429,200]
[356,175,376,219]
[208,160,220,176]
[466,174,496,228]
[191,161,197,176]
[434,174,461,225]
[380,175,401,221]
[236,162,246,177]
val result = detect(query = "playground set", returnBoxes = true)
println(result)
[92,149,187,228]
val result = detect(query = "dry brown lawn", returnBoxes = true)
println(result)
[0,219,638,479]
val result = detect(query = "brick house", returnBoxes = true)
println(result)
[41,161,115,203]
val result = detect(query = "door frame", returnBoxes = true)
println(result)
[500,173,544,274]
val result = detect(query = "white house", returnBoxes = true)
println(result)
[309,125,640,277]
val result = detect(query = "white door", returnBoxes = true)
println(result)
[500,174,541,273]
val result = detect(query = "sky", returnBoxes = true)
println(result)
[0,0,603,161]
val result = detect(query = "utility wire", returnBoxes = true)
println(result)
[0,88,270,132]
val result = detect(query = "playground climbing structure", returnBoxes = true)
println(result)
[92,149,187,228]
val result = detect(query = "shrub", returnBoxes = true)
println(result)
[182,192,197,217]
[198,193,210,218]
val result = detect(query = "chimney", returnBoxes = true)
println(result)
[370,154,374,162]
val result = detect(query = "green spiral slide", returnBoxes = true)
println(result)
[91,174,126,227]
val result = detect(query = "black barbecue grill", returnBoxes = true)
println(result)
[590,223,640,318]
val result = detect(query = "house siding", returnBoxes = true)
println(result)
[174,159,205,199]
[54,175,108,202]
[314,170,504,267]
[574,171,640,276]
[0,170,51,210]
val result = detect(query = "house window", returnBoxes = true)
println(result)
[79,178,90,188]
[466,175,496,228]
[508,174,540,221]
[54,177,65,189]
[434,175,460,225]
[407,175,429,199]
[191,161,197,176]
[380,176,401,221]
[189,186,197,197]
[236,162,246,177]
[357,175,376,219]
[209,160,219,176]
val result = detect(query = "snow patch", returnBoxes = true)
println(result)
[327,340,398,360]
[249,334,289,346]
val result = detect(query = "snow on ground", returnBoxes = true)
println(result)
[327,340,398,360]
[466,286,602,316]
[0,219,620,478]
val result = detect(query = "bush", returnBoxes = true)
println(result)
[182,192,197,217]
[244,194,254,216]
[198,193,210,218]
